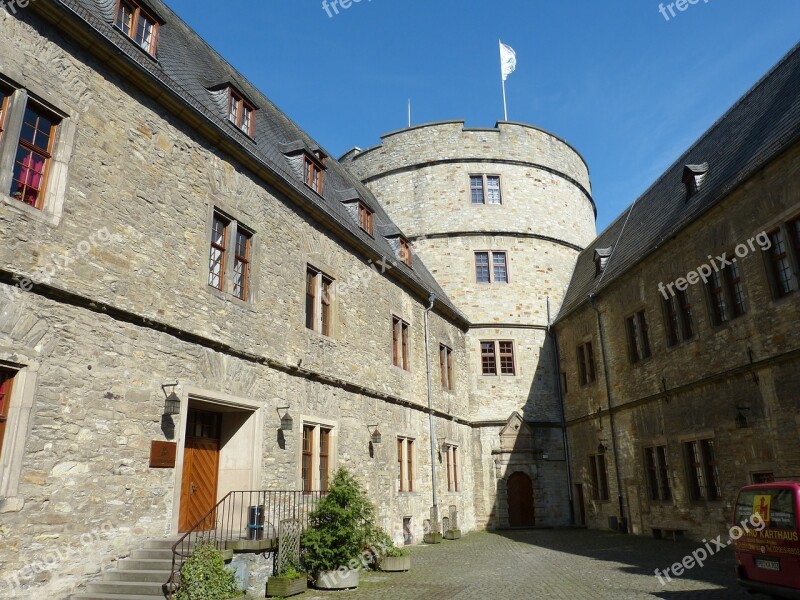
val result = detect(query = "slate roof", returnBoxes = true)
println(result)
[48,0,466,324]
[557,41,800,322]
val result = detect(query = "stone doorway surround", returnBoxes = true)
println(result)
[170,385,264,534]
[493,412,539,529]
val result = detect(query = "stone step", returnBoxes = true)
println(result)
[72,595,167,600]
[86,580,166,596]
[102,569,174,583]
[131,548,173,560]
[117,557,174,572]
[142,538,181,550]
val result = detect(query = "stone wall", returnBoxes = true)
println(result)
[0,8,478,599]
[555,140,800,540]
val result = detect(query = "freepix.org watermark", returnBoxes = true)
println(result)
[654,513,766,586]
[0,0,37,15]
[658,0,710,22]
[658,231,771,300]
[322,0,372,19]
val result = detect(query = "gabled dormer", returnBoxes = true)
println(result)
[338,189,376,237]
[208,83,258,138]
[113,0,163,57]
[281,141,328,196]
[682,163,709,199]
[386,234,413,268]
[593,247,613,276]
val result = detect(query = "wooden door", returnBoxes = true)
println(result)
[179,409,222,532]
[507,471,535,528]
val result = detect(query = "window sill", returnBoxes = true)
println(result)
[112,24,159,63]
[225,119,256,142]
[204,284,256,311]
[304,327,336,343]
[391,364,411,375]
[1,194,59,225]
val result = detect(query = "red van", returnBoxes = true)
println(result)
[734,483,800,599]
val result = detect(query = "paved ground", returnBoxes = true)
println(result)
[299,529,771,600]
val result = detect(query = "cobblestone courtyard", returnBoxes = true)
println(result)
[305,529,767,600]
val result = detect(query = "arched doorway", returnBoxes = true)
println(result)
[507,471,535,528]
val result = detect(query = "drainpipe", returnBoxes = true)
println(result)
[423,293,439,518]
[547,297,575,525]
[588,292,627,531]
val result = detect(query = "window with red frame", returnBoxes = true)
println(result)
[0,370,15,458]
[114,0,159,56]
[358,202,374,236]
[232,227,252,300]
[303,155,324,194]
[399,238,412,268]
[227,89,255,137]
[0,89,8,140]
[10,103,59,209]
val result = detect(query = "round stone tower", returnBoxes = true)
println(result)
[341,120,596,528]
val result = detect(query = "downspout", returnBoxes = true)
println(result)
[548,297,575,525]
[423,293,439,516]
[588,292,627,531]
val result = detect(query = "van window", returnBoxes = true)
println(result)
[735,488,796,530]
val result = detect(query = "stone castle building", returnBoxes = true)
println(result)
[0,0,594,597]
[553,43,800,541]
[341,122,596,528]
[0,0,797,597]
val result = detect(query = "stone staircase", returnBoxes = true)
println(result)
[71,538,179,600]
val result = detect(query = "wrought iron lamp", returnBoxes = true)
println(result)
[277,406,294,432]
[161,383,181,416]
[368,425,382,444]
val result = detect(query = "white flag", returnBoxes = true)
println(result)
[500,41,517,81]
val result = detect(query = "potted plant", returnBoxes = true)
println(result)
[266,557,307,598]
[374,531,411,572]
[303,468,375,590]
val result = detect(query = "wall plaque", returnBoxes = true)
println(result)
[149,441,177,468]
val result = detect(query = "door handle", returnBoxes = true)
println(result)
[190,482,197,496]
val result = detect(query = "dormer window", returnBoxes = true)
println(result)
[303,153,324,194]
[227,88,256,137]
[399,238,413,268]
[358,202,374,236]
[683,163,709,199]
[114,0,159,56]
[594,247,613,276]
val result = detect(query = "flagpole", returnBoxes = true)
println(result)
[502,77,508,121]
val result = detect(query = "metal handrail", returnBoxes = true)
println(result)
[166,490,324,599]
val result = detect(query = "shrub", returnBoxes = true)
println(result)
[302,468,376,575]
[176,542,241,600]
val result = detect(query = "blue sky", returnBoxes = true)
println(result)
[167,0,799,233]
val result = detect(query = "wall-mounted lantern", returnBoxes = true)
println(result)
[368,425,382,445]
[277,406,294,432]
[161,383,181,416]
[597,442,608,455]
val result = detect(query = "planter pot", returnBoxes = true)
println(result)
[266,573,308,597]
[445,529,461,540]
[423,532,443,544]
[315,568,360,590]
[379,555,411,572]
